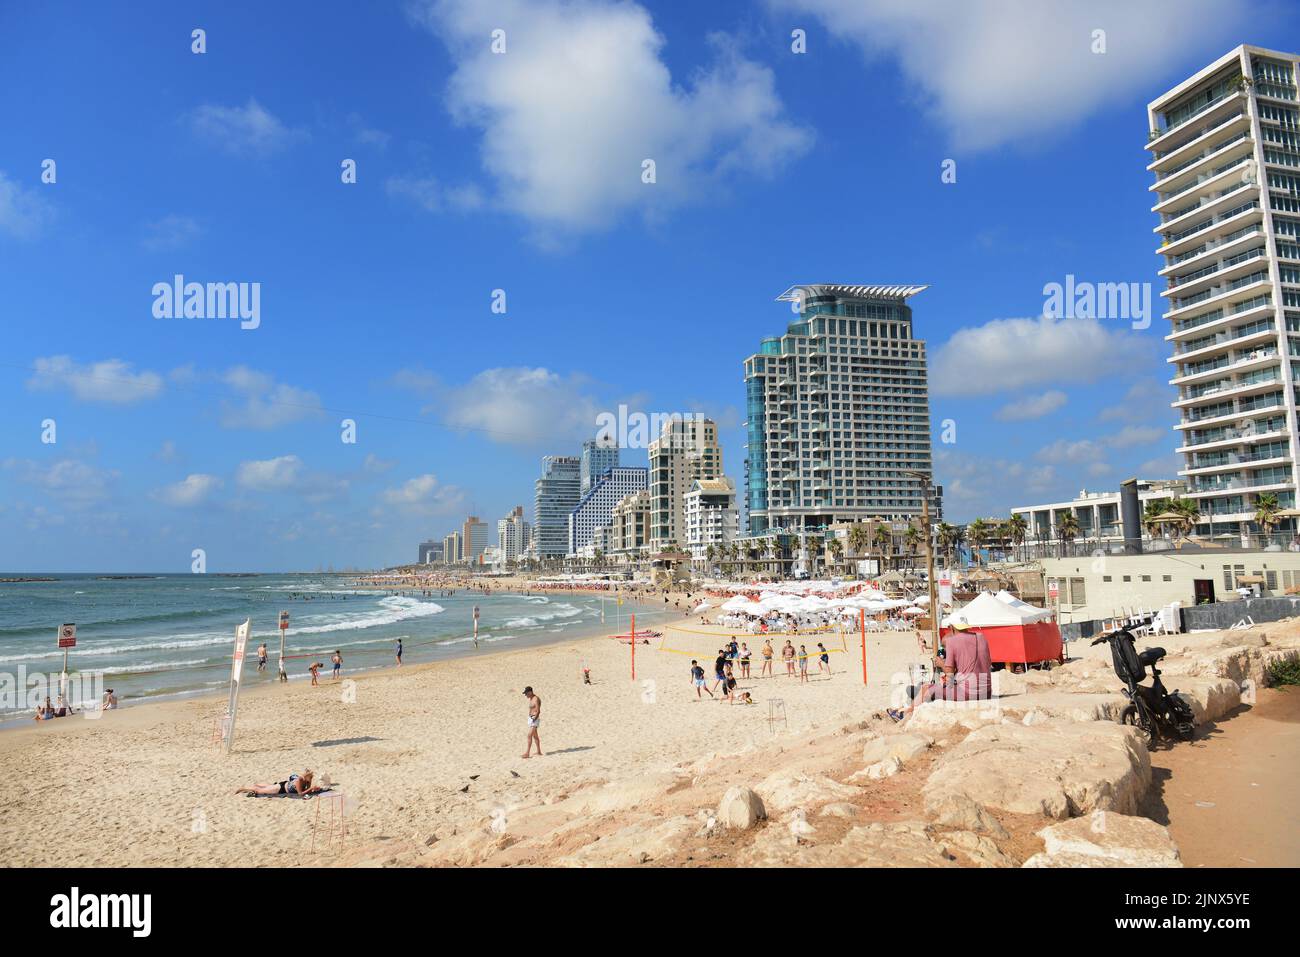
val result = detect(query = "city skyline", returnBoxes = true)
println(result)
[5,2,1299,571]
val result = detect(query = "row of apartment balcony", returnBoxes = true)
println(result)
[1171,343,1279,384]
[1172,316,1275,357]
[1154,151,1254,210]
[1165,243,1267,293]
[1163,222,1263,271]
[1178,419,1290,453]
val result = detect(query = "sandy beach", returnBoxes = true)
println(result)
[0,597,919,867]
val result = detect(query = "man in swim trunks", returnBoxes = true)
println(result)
[257,643,267,673]
[331,651,342,679]
[739,643,751,679]
[690,660,713,699]
[395,638,403,667]
[761,640,774,678]
[712,649,729,694]
[817,642,830,677]
[782,640,796,676]
[522,686,543,758]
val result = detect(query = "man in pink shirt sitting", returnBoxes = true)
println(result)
[894,618,993,719]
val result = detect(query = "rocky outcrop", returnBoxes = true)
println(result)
[555,815,697,867]
[922,721,1150,820]
[1023,811,1181,868]
[737,821,960,868]
[755,771,858,812]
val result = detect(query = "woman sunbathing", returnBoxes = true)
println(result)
[236,770,323,797]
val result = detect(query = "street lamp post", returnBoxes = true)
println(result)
[905,470,940,658]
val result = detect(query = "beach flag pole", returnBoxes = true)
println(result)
[631,613,636,681]
[224,619,251,753]
[278,610,289,681]
[860,609,867,685]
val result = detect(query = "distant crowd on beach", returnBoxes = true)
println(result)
[689,635,833,705]
[32,688,117,721]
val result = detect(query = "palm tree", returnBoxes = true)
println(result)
[705,543,716,574]
[1005,514,1028,561]
[847,523,871,562]
[937,522,960,569]
[1254,492,1281,545]
[872,524,892,574]
[1143,498,1172,538]
[806,535,823,577]
[967,518,990,566]
[1056,513,1081,550]
[1170,497,1200,543]
[903,523,921,569]
[828,538,844,573]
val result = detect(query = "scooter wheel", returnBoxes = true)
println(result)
[1121,704,1156,747]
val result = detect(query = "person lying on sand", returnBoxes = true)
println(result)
[236,770,324,797]
[731,691,754,705]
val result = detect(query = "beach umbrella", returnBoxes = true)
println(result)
[902,606,925,616]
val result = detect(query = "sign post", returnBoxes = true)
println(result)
[57,623,76,708]
[278,611,289,682]
[224,619,251,753]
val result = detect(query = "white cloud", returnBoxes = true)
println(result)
[236,455,304,491]
[773,0,1256,150]
[0,171,54,239]
[153,474,223,507]
[219,366,324,429]
[1100,380,1172,422]
[27,355,164,404]
[142,214,202,250]
[186,98,304,155]
[438,366,605,446]
[2,457,118,507]
[379,473,465,515]
[935,448,1057,519]
[385,174,484,213]
[931,316,1151,397]
[405,0,810,234]
[995,390,1067,422]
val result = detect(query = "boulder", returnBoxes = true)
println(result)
[555,815,696,867]
[848,757,902,781]
[922,720,1150,820]
[861,732,931,766]
[755,771,858,812]
[717,786,766,830]
[737,821,960,868]
[941,829,1015,868]
[1168,676,1241,724]
[1023,811,1181,868]
[926,793,1008,839]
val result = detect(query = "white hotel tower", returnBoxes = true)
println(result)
[1147,45,1300,535]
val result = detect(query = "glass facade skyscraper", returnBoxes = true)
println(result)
[743,284,933,536]
[532,455,581,558]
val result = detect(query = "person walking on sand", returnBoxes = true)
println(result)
[816,642,830,677]
[798,644,810,683]
[395,638,403,667]
[782,640,796,676]
[690,660,713,699]
[331,650,342,680]
[309,662,322,686]
[257,643,267,673]
[761,639,774,678]
[522,686,543,758]
[712,649,729,694]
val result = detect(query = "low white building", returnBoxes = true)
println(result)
[685,476,737,569]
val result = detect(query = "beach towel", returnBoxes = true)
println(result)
[245,786,335,800]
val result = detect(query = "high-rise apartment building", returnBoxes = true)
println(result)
[533,455,581,558]
[684,477,738,567]
[442,531,462,564]
[1147,45,1300,536]
[580,439,620,495]
[418,540,443,564]
[568,466,648,557]
[461,516,490,565]
[609,489,651,560]
[743,284,934,536]
[497,505,531,565]
[648,416,723,549]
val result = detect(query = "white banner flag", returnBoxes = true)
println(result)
[223,619,251,752]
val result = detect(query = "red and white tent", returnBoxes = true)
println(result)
[942,592,1061,665]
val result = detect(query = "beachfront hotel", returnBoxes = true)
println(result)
[684,476,738,569]
[567,465,649,557]
[742,284,934,538]
[1148,45,1300,536]
[531,455,581,559]
[609,488,651,561]
[647,416,725,549]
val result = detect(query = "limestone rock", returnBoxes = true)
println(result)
[926,793,1008,839]
[555,815,696,867]
[756,771,858,812]
[861,731,931,766]
[737,821,959,868]
[922,721,1150,820]
[717,786,766,830]
[1023,811,1181,868]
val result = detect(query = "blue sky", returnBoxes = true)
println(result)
[2,0,1297,572]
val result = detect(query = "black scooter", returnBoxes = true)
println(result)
[1090,628,1195,746]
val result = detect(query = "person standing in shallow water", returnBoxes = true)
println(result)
[522,686,543,758]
